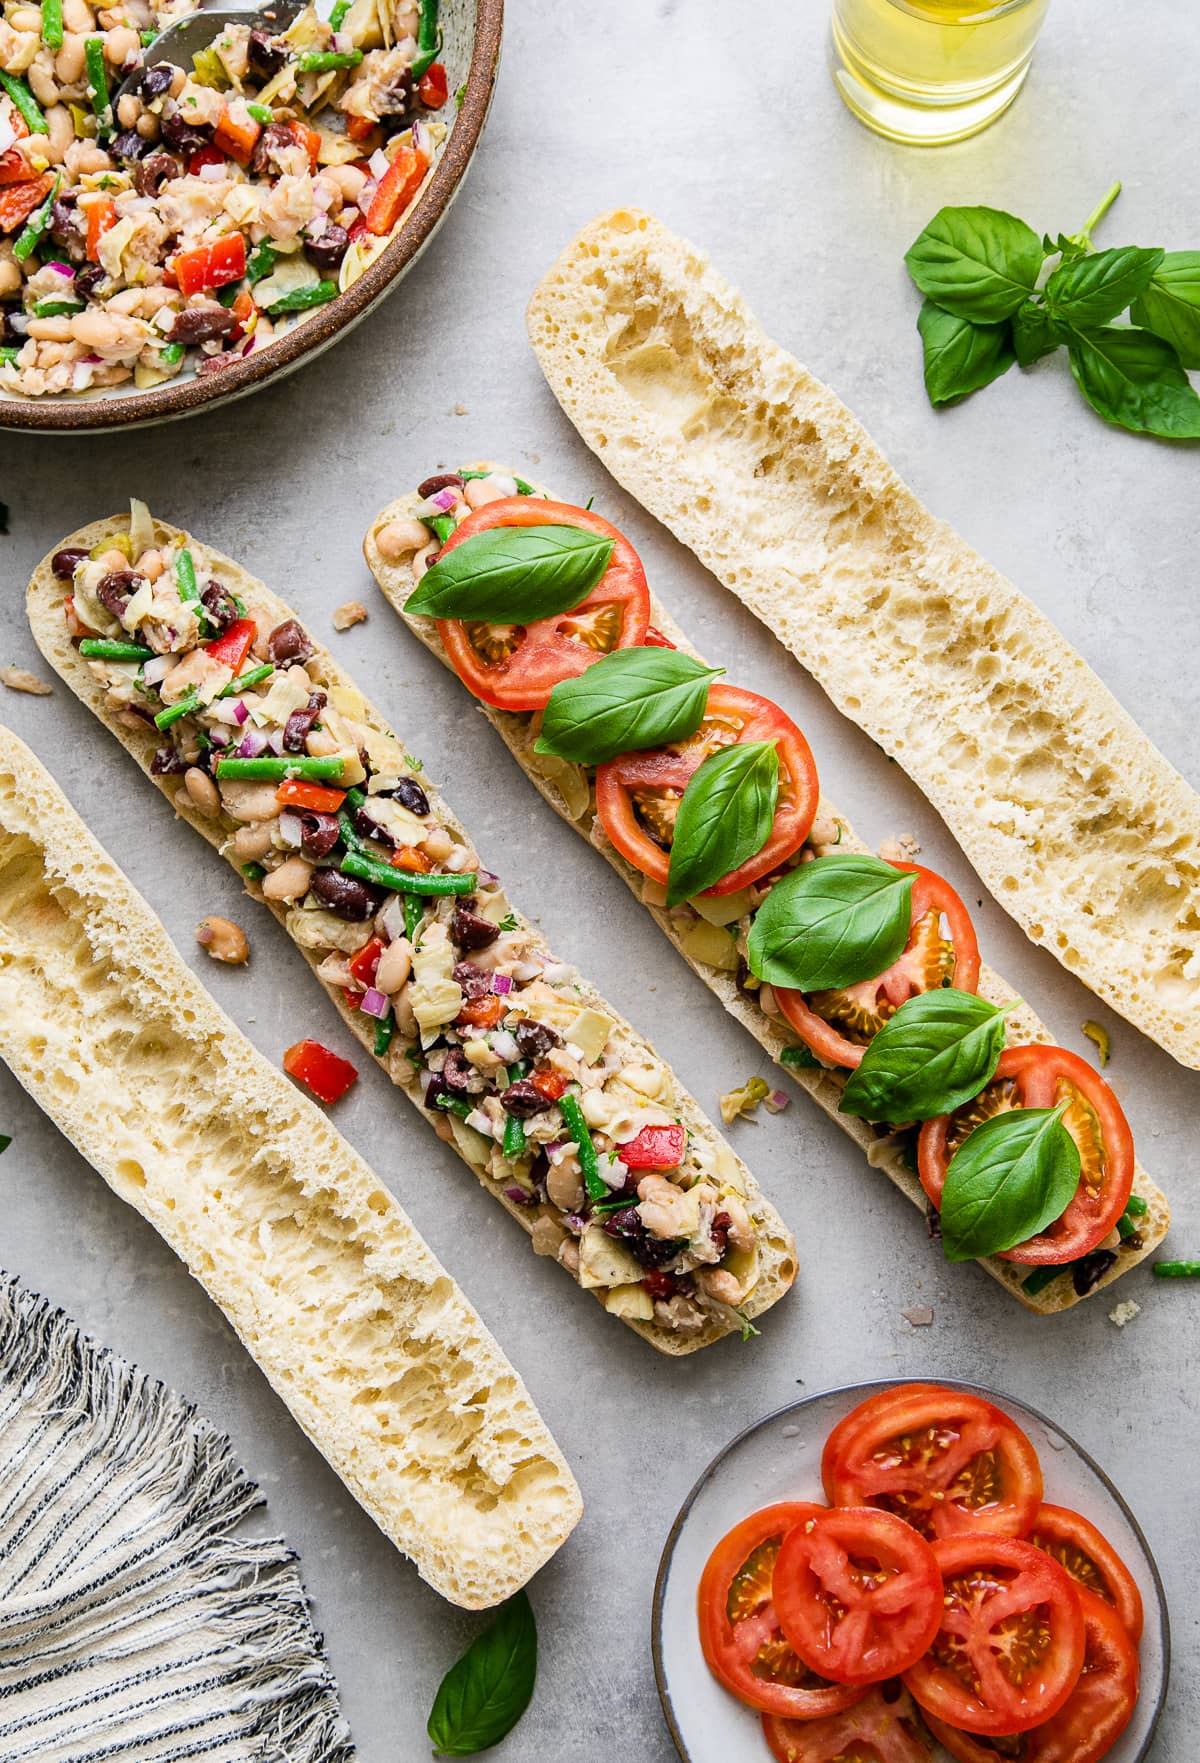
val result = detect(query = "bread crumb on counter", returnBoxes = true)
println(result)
[1,667,52,696]
[901,1305,935,1327]
[1109,1299,1140,1329]
[332,601,369,632]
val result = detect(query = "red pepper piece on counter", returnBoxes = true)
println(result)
[204,616,256,672]
[456,995,505,1031]
[0,171,52,234]
[283,1038,358,1104]
[620,1123,687,1170]
[417,61,448,108]
[644,626,676,649]
[530,1067,568,1103]
[276,779,346,812]
[173,232,247,297]
[188,144,226,176]
[364,144,428,235]
[213,106,261,166]
[348,936,385,990]
[390,845,432,873]
[85,194,117,262]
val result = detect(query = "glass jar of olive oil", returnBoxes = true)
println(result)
[831,0,1052,145]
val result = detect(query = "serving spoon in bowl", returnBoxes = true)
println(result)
[112,0,307,108]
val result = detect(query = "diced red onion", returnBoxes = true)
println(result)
[491,1028,519,1063]
[333,28,352,52]
[357,179,377,212]
[240,336,255,357]
[142,654,171,686]
[487,474,519,498]
[410,118,429,158]
[359,987,389,1020]
[267,728,286,755]
[208,725,231,746]
[47,261,75,278]
[236,726,270,758]
[378,894,406,943]
[563,1211,586,1236]
[503,1184,537,1207]
[768,1089,791,1111]
[368,147,389,180]
[278,810,304,848]
[491,972,512,994]
[465,1108,494,1136]
[478,869,500,886]
[231,698,249,724]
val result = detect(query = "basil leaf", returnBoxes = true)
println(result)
[1067,327,1200,439]
[940,1104,1081,1263]
[1012,299,1060,368]
[666,739,778,909]
[905,206,1044,322]
[1042,246,1163,332]
[426,1591,537,1756]
[404,525,615,622]
[746,855,915,993]
[535,647,722,765]
[840,989,1011,1124]
[917,301,1015,406]
[1130,251,1200,369]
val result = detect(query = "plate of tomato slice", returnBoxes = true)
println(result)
[653,1381,1167,1763]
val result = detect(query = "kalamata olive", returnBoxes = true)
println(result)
[297,810,341,859]
[641,1268,678,1300]
[452,900,499,952]
[248,28,286,79]
[601,1209,677,1268]
[351,804,392,848]
[160,111,211,154]
[134,62,175,100]
[1,310,22,346]
[423,1072,449,1113]
[252,120,301,175]
[452,961,493,1000]
[305,224,349,272]
[514,1017,561,1062]
[709,1210,732,1257]
[170,306,236,344]
[200,578,238,630]
[377,70,414,126]
[1072,1250,1118,1296]
[111,128,149,161]
[417,472,464,500]
[499,1079,547,1120]
[97,570,143,618]
[73,263,105,300]
[283,690,326,753]
[48,192,80,241]
[309,867,379,920]
[392,775,430,816]
[51,546,89,580]
[267,618,313,665]
[442,1048,476,1092]
[150,745,190,775]
[134,153,181,197]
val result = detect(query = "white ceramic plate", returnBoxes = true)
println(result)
[653,1380,1168,1763]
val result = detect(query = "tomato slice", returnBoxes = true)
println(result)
[903,1535,1085,1736]
[762,1683,932,1763]
[822,1385,1042,1541]
[918,1046,1134,1265]
[773,1506,942,1685]
[921,1588,1137,1763]
[775,863,981,1070]
[1026,1505,1143,1643]
[435,499,650,711]
[595,684,819,896]
[697,1504,868,1720]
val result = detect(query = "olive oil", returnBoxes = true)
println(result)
[831,0,1052,145]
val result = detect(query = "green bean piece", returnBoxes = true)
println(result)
[1117,1213,1140,1242]
[373,1012,394,1057]
[1021,1266,1061,1298]
[0,70,46,134]
[780,1044,820,1070]
[266,279,338,315]
[241,861,266,880]
[1152,1261,1200,1279]
[433,1093,472,1120]
[216,755,347,781]
[1123,1194,1148,1216]
[337,805,367,857]
[218,663,273,697]
[79,638,155,661]
[41,0,64,49]
[85,36,111,134]
[341,852,475,896]
[403,893,424,943]
[159,341,184,365]
[411,0,440,78]
[247,101,273,124]
[426,513,455,545]
[32,298,82,319]
[154,689,199,730]
[13,174,59,264]
[328,0,351,25]
[1,346,21,366]
[558,1092,606,1202]
[501,1069,527,1159]
[140,27,156,44]
[246,242,277,284]
[175,547,199,601]
[294,48,362,72]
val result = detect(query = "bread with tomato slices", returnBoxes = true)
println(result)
[0,725,581,1610]
[364,471,1170,1315]
[524,209,1200,1074]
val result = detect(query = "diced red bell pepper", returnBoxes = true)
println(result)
[204,616,256,672]
[345,113,376,143]
[456,995,505,1031]
[228,285,256,339]
[291,120,321,173]
[0,145,31,185]
[343,988,361,1010]
[283,1039,358,1104]
[85,195,117,263]
[417,61,448,109]
[390,845,431,873]
[0,171,52,234]
[213,107,261,167]
[620,1123,687,1170]
[173,232,247,298]
[275,778,346,812]
[530,1067,568,1102]
[644,626,676,649]
[348,936,385,989]
[364,144,428,236]
[188,144,226,176]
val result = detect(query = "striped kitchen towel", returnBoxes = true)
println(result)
[0,1272,355,1762]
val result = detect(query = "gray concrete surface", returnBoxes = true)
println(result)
[2,1,1197,1756]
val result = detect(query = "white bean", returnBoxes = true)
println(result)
[374,518,432,562]
[262,856,313,902]
[374,937,413,993]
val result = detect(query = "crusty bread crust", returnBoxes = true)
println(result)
[0,725,581,1610]
[27,517,797,1356]
[365,475,1170,1315]
[524,208,1200,1072]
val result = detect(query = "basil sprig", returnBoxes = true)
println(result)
[404,524,614,622]
[905,184,1200,440]
[426,1590,537,1756]
[840,989,1014,1124]
[940,1104,1081,1263]
[666,739,778,908]
[746,855,915,993]
[536,647,722,765]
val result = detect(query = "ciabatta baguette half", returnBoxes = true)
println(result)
[365,470,1170,1315]
[525,208,1200,1072]
[0,725,580,1610]
[28,517,797,1357]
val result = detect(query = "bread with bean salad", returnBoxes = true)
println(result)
[27,507,798,1355]
[363,466,1170,1314]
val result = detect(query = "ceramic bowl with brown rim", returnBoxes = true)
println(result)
[1,0,502,434]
